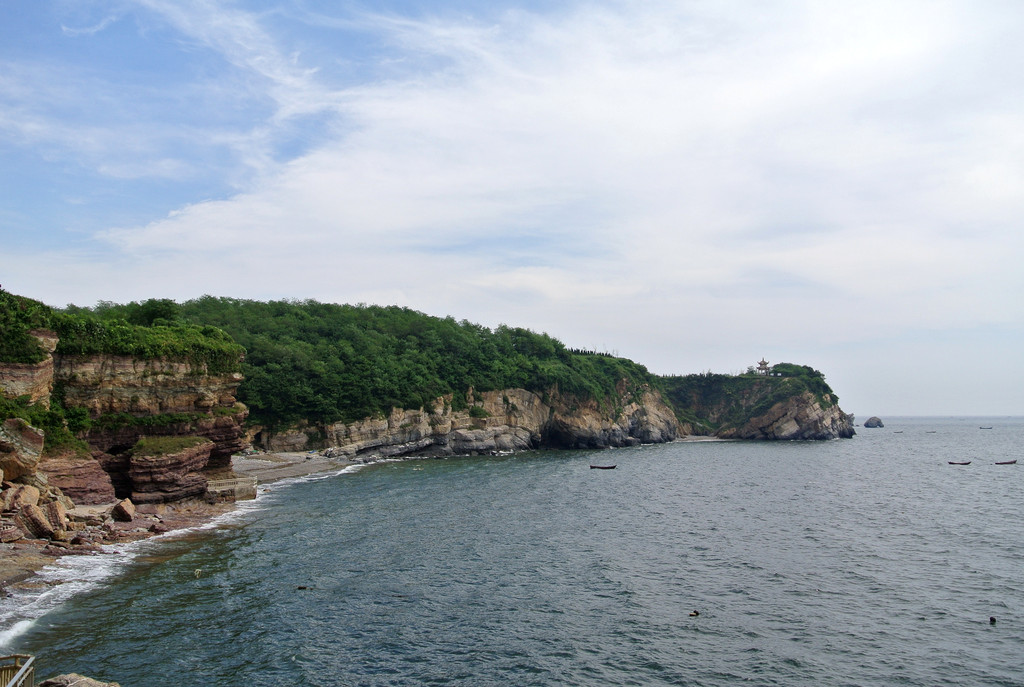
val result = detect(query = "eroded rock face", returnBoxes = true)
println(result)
[273,386,681,460]
[3,326,249,505]
[0,329,58,407]
[0,417,45,481]
[54,355,243,417]
[129,440,213,504]
[718,391,855,440]
[52,353,248,498]
[38,453,117,505]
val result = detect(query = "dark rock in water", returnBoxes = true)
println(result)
[39,674,122,687]
[864,416,884,428]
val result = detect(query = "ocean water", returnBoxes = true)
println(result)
[2,417,1023,686]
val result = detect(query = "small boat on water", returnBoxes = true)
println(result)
[948,461,971,465]
[980,426,993,430]
[995,459,1017,465]
[589,464,616,470]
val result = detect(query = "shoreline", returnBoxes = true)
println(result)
[3,440,701,599]
[0,452,351,596]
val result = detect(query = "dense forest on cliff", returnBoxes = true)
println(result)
[661,364,839,432]
[1,289,244,371]
[64,296,657,429]
[1,289,247,453]
[4,288,845,441]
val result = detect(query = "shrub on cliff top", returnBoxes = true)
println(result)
[0,289,53,364]
[51,313,243,374]
[132,435,211,457]
[0,394,91,456]
[1,288,243,373]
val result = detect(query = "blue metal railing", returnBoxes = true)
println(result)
[0,655,34,687]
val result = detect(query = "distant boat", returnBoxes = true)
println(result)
[995,460,1017,465]
[589,464,616,470]
[980,426,993,430]
[948,461,971,465]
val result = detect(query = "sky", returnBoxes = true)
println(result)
[2,0,1023,417]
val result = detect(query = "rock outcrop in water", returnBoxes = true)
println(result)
[260,386,681,459]
[39,674,122,687]
[863,416,884,428]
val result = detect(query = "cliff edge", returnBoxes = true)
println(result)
[661,363,854,440]
[259,386,681,459]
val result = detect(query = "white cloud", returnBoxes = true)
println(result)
[5,0,1024,413]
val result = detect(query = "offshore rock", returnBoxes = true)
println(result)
[278,386,681,459]
[864,416,884,428]
[718,391,855,440]
[3,325,247,505]
[52,352,247,499]
[39,675,121,687]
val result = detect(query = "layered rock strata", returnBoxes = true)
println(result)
[129,440,213,504]
[0,329,58,407]
[0,417,45,481]
[262,387,682,460]
[716,391,855,440]
[1,328,248,505]
[55,354,248,470]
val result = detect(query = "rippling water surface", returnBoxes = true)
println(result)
[4,417,1023,686]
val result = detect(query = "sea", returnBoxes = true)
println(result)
[1,416,1022,686]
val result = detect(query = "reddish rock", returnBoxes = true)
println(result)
[2,483,40,511]
[0,522,24,542]
[129,441,212,504]
[16,503,56,539]
[111,498,136,522]
[39,453,117,505]
[44,500,68,530]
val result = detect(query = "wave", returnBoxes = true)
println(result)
[0,462,364,649]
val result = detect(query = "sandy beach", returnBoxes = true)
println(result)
[0,452,351,594]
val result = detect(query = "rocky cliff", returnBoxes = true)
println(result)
[259,386,681,459]
[0,329,59,407]
[1,329,248,507]
[715,390,854,440]
[662,368,855,440]
[55,354,248,469]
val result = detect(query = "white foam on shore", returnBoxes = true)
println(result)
[0,540,142,649]
[0,461,366,649]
